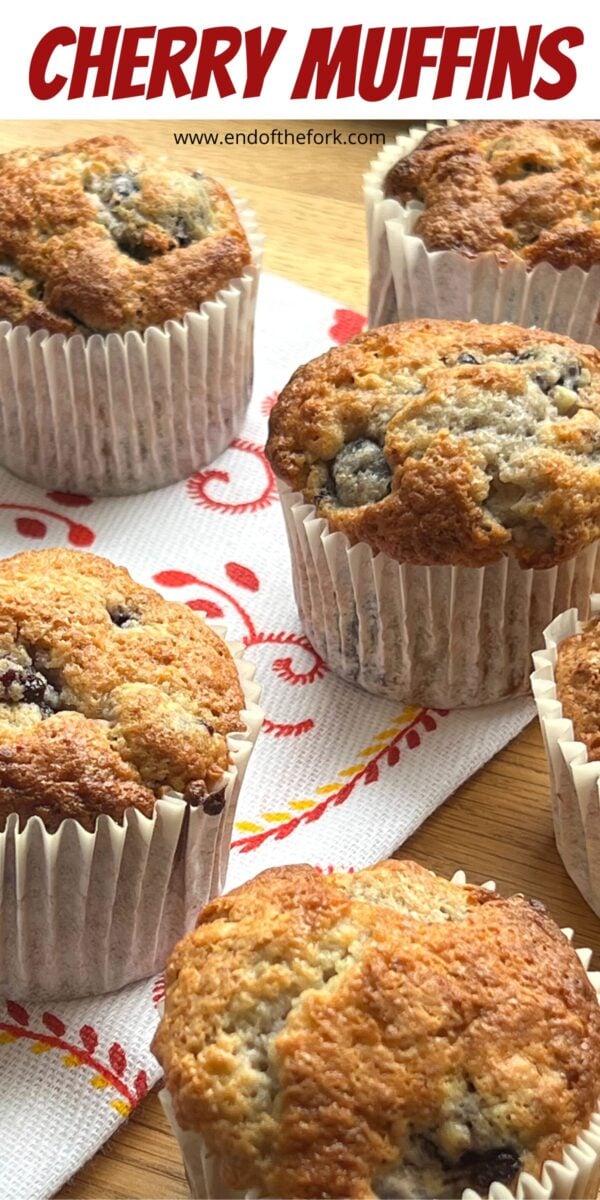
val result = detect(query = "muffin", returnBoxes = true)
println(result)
[0,135,261,493]
[532,594,600,918]
[365,121,600,342]
[266,318,600,707]
[153,859,600,1200]
[0,548,263,999]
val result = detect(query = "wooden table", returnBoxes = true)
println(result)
[2,119,598,1200]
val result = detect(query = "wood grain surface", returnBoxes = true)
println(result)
[1,119,597,1200]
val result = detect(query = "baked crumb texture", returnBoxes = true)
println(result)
[0,135,250,335]
[266,319,600,570]
[0,548,244,831]
[555,616,600,760]
[153,859,600,1199]
[384,121,600,269]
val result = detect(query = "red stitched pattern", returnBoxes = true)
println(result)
[329,308,367,344]
[186,439,277,514]
[0,1002,149,1113]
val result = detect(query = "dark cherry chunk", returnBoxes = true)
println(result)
[109,606,140,629]
[455,1146,522,1193]
[202,790,226,816]
[0,661,60,716]
[183,781,226,814]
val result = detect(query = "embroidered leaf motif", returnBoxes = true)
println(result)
[406,729,421,750]
[79,1025,98,1054]
[46,491,93,507]
[154,570,197,588]
[186,598,225,619]
[225,563,260,592]
[108,1043,127,1076]
[16,517,46,540]
[134,1070,149,1100]
[90,1075,109,1090]
[387,744,401,767]
[42,1012,66,1037]
[6,1001,29,1026]
[364,762,379,785]
[31,1043,51,1055]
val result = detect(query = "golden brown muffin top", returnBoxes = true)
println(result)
[266,319,600,569]
[0,548,245,831]
[384,120,600,269]
[153,859,600,1199]
[555,614,600,759]
[0,135,250,335]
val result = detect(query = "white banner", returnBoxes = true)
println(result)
[2,0,597,119]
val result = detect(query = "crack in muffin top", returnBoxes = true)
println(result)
[266,319,600,569]
[0,548,245,831]
[153,859,600,1199]
[384,120,600,269]
[0,135,250,335]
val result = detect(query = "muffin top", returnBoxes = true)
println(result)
[0,548,245,832]
[153,858,600,1200]
[0,135,250,335]
[383,121,600,270]
[555,614,600,759]
[266,319,600,569]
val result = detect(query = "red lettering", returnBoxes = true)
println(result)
[68,26,121,99]
[466,27,495,99]
[29,27,76,99]
[192,27,243,98]
[112,27,155,99]
[487,25,541,99]
[243,26,286,98]
[535,26,583,100]
[433,26,478,99]
[398,27,443,99]
[358,28,406,101]
[291,26,361,99]
[147,27,196,99]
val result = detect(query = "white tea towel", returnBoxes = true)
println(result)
[0,275,534,1200]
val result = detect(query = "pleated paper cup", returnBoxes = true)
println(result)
[0,638,263,1001]
[279,485,600,709]
[365,127,600,345]
[532,595,600,918]
[0,196,262,497]
[157,871,600,1200]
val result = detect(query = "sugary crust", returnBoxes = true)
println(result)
[153,859,600,1199]
[0,135,251,335]
[384,120,600,269]
[266,319,600,569]
[555,616,600,759]
[0,548,244,831]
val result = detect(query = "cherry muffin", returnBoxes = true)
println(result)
[154,859,600,1199]
[365,121,600,343]
[532,595,600,920]
[266,318,600,706]
[0,135,261,493]
[0,548,263,999]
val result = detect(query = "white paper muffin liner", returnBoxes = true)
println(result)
[157,871,600,1200]
[532,595,600,918]
[0,195,263,496]
[365,126,600,346]
[0,634,263,1001]
[278,484,600,708]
